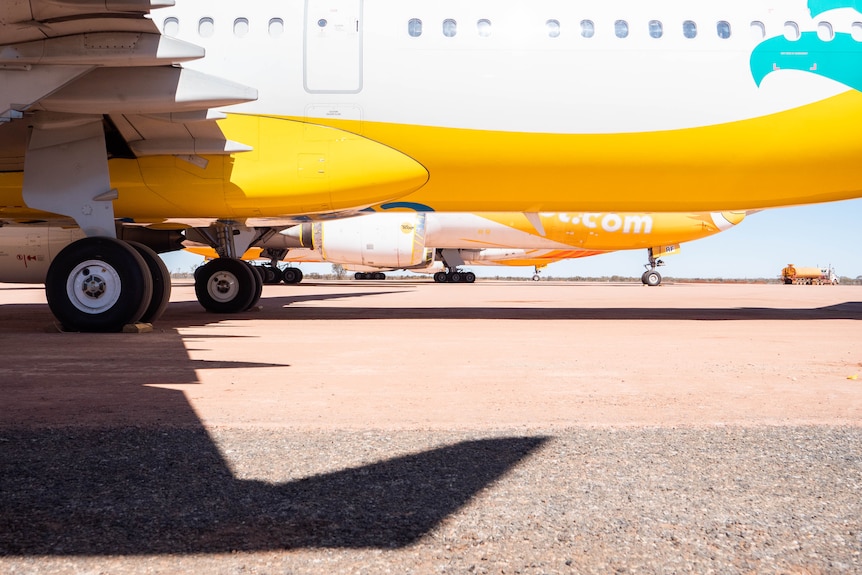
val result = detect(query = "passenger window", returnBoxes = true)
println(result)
[717,21,731,39]
[408,18,422,37]
[198,17,214,38]
[268,18,284,38]
[163,17,179,37]
[580,20,595,38]
[443,19,457,37]
[649,20,663,39]
[233,18,249,37]
[477,19,491,37]
[546,19,561,38]
[750,21,766,40]
[817,21,834,41]
[853,22,862,41]
[784,21,800,41]
[615,20,629,39]
[683,20,697,39]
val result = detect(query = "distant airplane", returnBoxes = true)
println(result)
[186,211,745,286]
[1,1,861,329]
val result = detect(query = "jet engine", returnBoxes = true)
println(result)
[279,212,430,268]
[0,226,184,283]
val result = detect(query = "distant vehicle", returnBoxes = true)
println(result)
[781,264,839,285]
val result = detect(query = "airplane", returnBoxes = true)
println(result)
[185,211,746,286]
[2,0,862,331]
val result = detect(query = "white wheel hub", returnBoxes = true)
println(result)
[65,259,122,314]
[208,270,240,303]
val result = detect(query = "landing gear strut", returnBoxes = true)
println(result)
[641,248,664,287]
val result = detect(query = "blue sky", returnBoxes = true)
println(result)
[160,198,862,280]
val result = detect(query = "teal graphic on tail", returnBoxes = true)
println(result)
[808,0,862,18]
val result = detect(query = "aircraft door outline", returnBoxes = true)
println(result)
[304,0,363,93]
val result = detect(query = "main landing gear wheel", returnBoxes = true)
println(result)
[256,265,280,285]
[282,267,303,284]
[45,237,153,332]
[194,258,258,313]
[247,264,263,310]
[127,241,171,324]
[642,270,662,287]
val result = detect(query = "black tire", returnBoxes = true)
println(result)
[433,271,447,283]
[45,237,153,332]
[465,272,476,283]
[450,272,461,283]
[127,241,171,324]
[353,272,365,281]
[283,268,302,284]
[293,268,304,283]
[257,265,279,284]
[246,263,263,310]
[375,272,386,280]
[194,258,257,313]
[642,270,662,287]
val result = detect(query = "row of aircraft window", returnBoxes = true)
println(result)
[162,17,862,43]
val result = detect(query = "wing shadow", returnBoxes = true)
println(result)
[0,428,547,554]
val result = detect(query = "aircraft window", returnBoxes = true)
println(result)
[784,21,800,41]
[853,22,862,41]
[163,17,179,37]
[750,21,766,40]
[649,20,663,39]
[683,20,697,39]
[198,17,214,38]
[477,19,491,37]
[408,18,422,37]
[817,21,834,41]
[717,21,731,39]
[580,20,595,38]
[546,19,561,38]
[234,18,249,37]
[615,20,629,39]
[269,18,284,38]
[443,19,457,37]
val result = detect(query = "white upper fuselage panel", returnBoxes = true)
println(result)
[152,0,855,133]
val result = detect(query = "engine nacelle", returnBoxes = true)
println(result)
[0,226,184,283]
[0,227,85,283]
[308,213,429,268]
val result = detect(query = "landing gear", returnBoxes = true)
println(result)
[532,266,542,281]
[433,270,476,283]
[641,248,664,286]
[282,267,303,284]
[127,241,172,324]
[354,272,386,280]
[45,237,154,332]
[194,258,261,313]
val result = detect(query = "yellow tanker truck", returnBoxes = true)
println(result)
[781,264,839,285]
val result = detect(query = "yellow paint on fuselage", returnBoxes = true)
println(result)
[303,90,862,212]
[0,115,428,223]
[476,211,744,250]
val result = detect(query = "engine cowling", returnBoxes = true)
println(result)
[0,227,85,283]
[291,213,429,268]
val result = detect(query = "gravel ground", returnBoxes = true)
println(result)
[1,282,860,574]
[1,426,860,574]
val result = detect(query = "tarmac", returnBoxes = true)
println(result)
[1,280,860,573]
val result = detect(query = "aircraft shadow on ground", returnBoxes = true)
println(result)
[0,426,547,555]
[0,291,547,556]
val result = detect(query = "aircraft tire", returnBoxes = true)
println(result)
[195,258,257,313]
[246,263,263,310]
[465,272,476,283]
[45,236,153,332]
[257,265,279,284]
[282,267,302,284]
[127,241,172,324]
[450,272,462,283]
[642,270,662,287]
[375,272,386,280]
[433,271,447,283]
